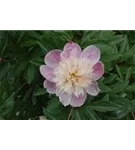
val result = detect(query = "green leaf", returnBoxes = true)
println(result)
[43,109,56,120]
[31,95,37,106]
[130,100,135,112]
[73,110,81,120]
[109,96,131,110]
[81,31,99,45]
[23,63,36,84]
[126,84,135,92]
[125,67,132,81]
[107,110,129,119]
[98,31,114,39]
[29,60,43,67]
[115,64,123,80]
[21,40,37,47]
[45,97,69,120]
[104,74,117,84]
[27,31,42,40]
[88,101,119,112]
[14,60,28,76]
[37,41,48,53]
[109,35,124,44]
[98,81,112,93]
[96,43,116,55]
[85,109,101,120]
[102,54,120,62]
[34,88,46,96]
[0,35,8,57]
[0,63,9,80]
[110,81,129,93]
[17,31,25,44]
[53,30,73,40]
[101,94,109,101]
[0,97,14,117]
[120,35,129,53]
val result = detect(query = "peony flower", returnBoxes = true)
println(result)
[40,42,104,107]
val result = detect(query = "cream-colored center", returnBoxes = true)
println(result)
[53,57,94,96]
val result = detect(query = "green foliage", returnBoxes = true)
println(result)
[0,30,135,120]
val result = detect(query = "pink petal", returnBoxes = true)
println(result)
[70,92,87,107]
[55,88,62,97]
[45,50,61,68]
[40,65,55,82]
[93,62,104,80]
[44,80,56,94]
[86,82,100,96]
[81,45,100,65]
[59,92,72,106]
[61,42,82,59]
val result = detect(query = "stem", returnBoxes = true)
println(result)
[67,107,73,120]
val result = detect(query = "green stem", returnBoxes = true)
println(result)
[67,107,73,120]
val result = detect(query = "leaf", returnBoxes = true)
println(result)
[0,35,8,57]
[130,100,135,112]
[23,63,36,84]
[53,30,73,40]
[102,54,120,62]
[37,41,48,53]
[88,101,119,112]
[43,109,56,120]
[0,63,9,80]
[125,67,132,81]
[115,64,123,80]
[45,97,69,120]
[107,109,129,119]
[110,81,129,93]
[104,74,117,84]
[85,109,101,120]
[34,88,46,96]
[81,31,99,45]
[21,40,37,47]
[73,110,82,120]
[0,97,14,116]
[17,31,25,44]
[27,31,42,40]
[98,31,114,39]
[109,96,131,110]
[126,84,135,92]
[109,35,124,44]
[120,35,129,53]
[31,95,37,106]
[98,81,112,93]
[101,94,109,101]
[14,60,28,76]
[96,43,116,55]
[29,60,42,67]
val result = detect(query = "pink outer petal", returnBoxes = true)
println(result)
[44,80,56,94]
[39,65,55,82]
[80,45,100,65]
[93,61,104,81]
[86,82,100,96]
[45,50,62,68]
[61,42,82,59]
[70,92,87,107]
[59,92,72,106]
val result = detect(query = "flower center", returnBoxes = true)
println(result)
[70,72,78,82]
[54,57,94,96]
